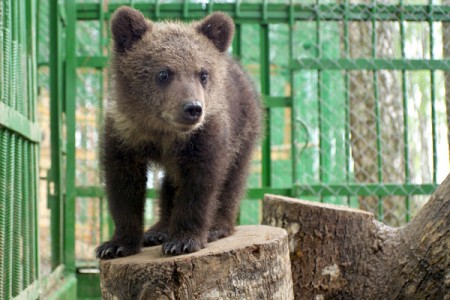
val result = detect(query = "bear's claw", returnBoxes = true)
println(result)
[96,240,140,259]
[162,237,204,255]
[143,228,168,246]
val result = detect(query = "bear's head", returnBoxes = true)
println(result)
[108,7,234,136]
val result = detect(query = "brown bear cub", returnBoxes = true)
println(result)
[96,6,262,259]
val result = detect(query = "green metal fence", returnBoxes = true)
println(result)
[0,1,78,299]
[60,2,449,297]
[0,1,40,299]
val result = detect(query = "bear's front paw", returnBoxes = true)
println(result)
[143,227,168,246]
[162,236,205,255]
[95,240,140,259]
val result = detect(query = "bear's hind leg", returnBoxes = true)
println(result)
[208,142,254,243]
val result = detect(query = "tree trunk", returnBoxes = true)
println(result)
[262,174,450,299]
[99,225,294,300]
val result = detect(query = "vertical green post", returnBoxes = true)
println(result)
[289,1,296,191]
[3,0,11,106]
[98,0,105,244]
[65,0,77,274]
[49,0,63,269]
[0,129,6,300]
[3,1,13,297]
[4,131,14,300]
[0,0,3,106]
[260,22,271,187]
[29,0,39,283]
[31,143,40,282]
[232,23,241,59]
[22,139,31,288]
[428,0,437,184]
[10,0,16,111]
[12,137,22,297]
[13,1,24,295]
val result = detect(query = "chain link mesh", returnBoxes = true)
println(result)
[38,0,449,265]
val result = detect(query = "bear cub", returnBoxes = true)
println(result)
[96,6,262,258]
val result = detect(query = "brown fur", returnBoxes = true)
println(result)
[96,7,262,258]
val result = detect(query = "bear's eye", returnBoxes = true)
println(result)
[200,71,208,83]
[158,70,170,83]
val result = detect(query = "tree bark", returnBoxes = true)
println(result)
[99,225,294,300]
[262,174,450,299]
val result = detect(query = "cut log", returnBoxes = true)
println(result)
[262,174,450,299]
[99,225,294,300]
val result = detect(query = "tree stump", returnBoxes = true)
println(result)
[262,174,450,300]
[99,225,294,300]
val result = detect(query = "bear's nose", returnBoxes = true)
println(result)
[183,101,203,122]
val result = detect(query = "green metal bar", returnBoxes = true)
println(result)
[22,140,30,288]
[105,0,116,241]
[76,186,157,199]
[64,0,77,274]
[11,0,17,112]
[0,102,41,143]
[232,23,241,59]
[289,0,297,190]
[78,56,450,72]
[28,0,39,283]
[4,131,14,300]
[76,3,450,23]
[10,0,17,112]
[19,0,27,117]
[12,137,22,297]
[98,0,106,245]
[263,96,291,108]
[260,23,271,187]
[343,0,351,206]
[30,142,39,281]
[0,0,3,107]
[75,186,292,200]
[292,58,450,71]
[3,0,10,106]
[11,4,21,294]
[17,2,24,116]
[100,196,104,241]
[372,1,383,221]
[76,55,107,67]
[316,0,324,202]
[400,0,411,223]
[28,0,37,124]
[183,0,189,19]
[0,129,6,299]
[49,0,63,269]
[295,184,438,197]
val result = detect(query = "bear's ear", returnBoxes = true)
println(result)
[110,6,150,53]
[197,12,234,53]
